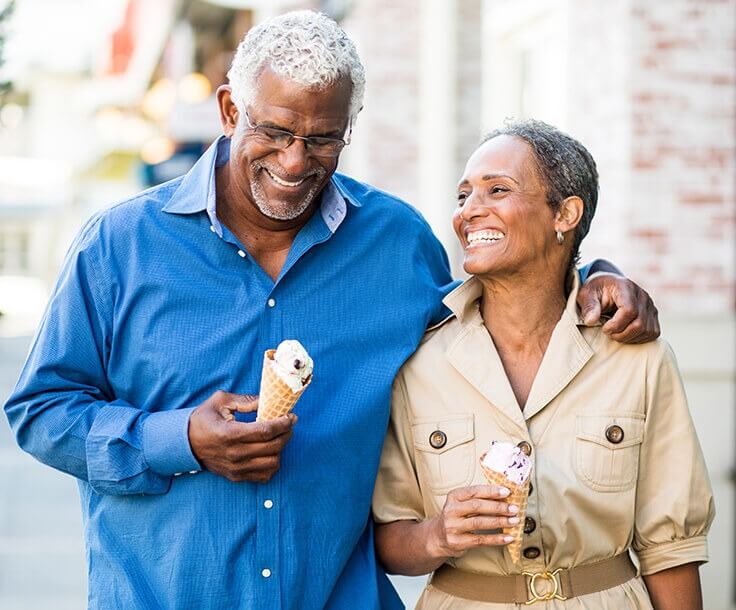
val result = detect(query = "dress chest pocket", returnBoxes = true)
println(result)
[412,415,475,495]
[574,414,645,492]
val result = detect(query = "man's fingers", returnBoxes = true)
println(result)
[214,392,258,417]
[600,303,637,335]
[232,394,259,413]
[579,295,603,326]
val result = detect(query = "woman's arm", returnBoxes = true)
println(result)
[643,563,703,610]
[375,484,517,576]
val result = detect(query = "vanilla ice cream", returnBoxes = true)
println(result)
[271,340,313,392]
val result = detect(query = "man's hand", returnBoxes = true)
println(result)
[577,273,660,343]
[188,390,296,483]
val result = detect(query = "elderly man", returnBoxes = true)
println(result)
[5,10,658,610]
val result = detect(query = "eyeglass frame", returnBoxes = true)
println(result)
[241,108,352,157]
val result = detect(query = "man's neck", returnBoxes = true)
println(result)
[215,165,320,280]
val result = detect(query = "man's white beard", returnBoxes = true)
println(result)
[250,162,326,221]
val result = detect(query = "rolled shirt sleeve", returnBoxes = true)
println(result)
[372,373,426,524]
[632,341,715,575]
[4,217,199,496]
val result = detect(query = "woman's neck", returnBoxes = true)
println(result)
[478,267,568,408]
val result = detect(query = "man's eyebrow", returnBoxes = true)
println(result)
[257,118,346,138]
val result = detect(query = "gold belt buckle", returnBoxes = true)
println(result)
[522,568,568,604]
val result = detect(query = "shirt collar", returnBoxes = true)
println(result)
[162,135,357,236]
[443,271,587,326]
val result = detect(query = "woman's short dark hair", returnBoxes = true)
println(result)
[482,119,599,266]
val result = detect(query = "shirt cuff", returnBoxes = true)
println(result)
[142,407,201,476]
[636,536,709,575]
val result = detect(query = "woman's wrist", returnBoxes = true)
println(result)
[422,517,451,562]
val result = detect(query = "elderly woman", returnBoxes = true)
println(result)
[372,120,714,609]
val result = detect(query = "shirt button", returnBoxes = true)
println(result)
[209,225,215,232]
[517,441,532,456]
[237,250,246,258]
[264,499,274,509]
[429,430,447,449]
[267,298,276,308]
[606,425,624,444]
[523,517,536,534]
[523,547,541,560]
[261,568,271,578]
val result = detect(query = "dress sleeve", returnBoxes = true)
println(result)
[3,217,201,496]
[372,372,426,523]
[632,341,715,575]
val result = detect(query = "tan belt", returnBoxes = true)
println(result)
[430,553,637,605]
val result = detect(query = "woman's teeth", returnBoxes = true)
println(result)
[467,230,505,245]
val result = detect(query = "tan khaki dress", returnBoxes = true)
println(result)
[373,276,714,609]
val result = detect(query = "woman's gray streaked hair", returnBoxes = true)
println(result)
[483,119,599,267]
[227,10,365,123]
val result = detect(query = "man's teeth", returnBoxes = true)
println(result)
[467,230,505,244]
[265,169,306,187]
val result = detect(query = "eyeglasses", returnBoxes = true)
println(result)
[242,109,351,158]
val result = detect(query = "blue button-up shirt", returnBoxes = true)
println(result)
[4,137,455,609]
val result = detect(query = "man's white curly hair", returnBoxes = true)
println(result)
[227,10,365,123]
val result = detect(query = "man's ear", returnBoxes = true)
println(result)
[554,196,584,234]
[216,85,239,136]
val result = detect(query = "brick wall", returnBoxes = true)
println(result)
[341,1,421,205]
[571,0,735,314]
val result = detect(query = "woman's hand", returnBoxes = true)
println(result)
[427,484,519,559]
[374,484,518,577]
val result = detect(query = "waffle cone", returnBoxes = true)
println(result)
[479,458,530,564]
[256,350,311,421]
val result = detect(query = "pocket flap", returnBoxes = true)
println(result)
[576,414,644,449]
[412,414,474,455]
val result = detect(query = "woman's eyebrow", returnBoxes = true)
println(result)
[480,173,520,185]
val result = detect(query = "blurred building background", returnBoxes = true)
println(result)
[0,0,733,608]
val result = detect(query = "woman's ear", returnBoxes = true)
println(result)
[555,196,584,234]
[216,85,239,136]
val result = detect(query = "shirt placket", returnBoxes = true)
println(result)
[252,282,286,608]
[255,471,282,608]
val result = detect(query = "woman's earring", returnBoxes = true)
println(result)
[556,229,565,244]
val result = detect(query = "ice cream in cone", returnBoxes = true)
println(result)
[479,441,533,564]
[257,340,313,421]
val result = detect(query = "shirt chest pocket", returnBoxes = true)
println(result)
[574,414,645,492]
[412,415,475,495]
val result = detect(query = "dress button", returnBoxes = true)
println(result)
[267,298,276,308]
[264,499,274,509]
[237,250,246,258]
[517,441,532,456]
[523,517,536,534]
[523,547,541,560]
[605,425,624,444]
[429,430,447,449]
[261,568,271,578]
